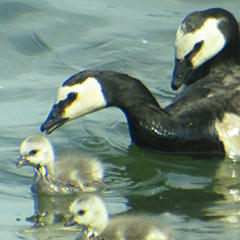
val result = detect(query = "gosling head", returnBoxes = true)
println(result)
[41,71,107,134]
[16,135,55,169]
[65,194,109,235]
[172,8,240,90]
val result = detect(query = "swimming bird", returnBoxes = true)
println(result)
[16,135,105,194]
[65,194,171,240]
[171,8,240,90]
[40,68,240,158]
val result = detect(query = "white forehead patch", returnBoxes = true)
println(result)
[56,77,107,119]
[175,18,226,68]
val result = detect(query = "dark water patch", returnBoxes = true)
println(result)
[0,1,40,23]
[8,32,52,56]
[109,147,225,219]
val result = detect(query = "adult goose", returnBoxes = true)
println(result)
[171,8,240,90]
[40,68,240,158]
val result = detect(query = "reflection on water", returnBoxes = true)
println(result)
[1,0,240,239]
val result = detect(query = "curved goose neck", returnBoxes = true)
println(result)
[102,72,160,111]
[98,72,170,140]
[96,71,224,156]
[207,44,240,75]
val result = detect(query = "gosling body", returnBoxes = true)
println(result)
[16,135,104,194]
[66,194,171,240]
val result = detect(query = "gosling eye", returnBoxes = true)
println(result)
[29,149,38,156]
[78,210,85,216]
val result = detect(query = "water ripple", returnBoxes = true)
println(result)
[8,32,52,56]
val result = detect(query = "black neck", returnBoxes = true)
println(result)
[208,43,240,74]
[98,71,168,134]
[97,71,224,156]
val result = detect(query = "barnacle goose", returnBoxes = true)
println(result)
[171,8,240,90]
[41,9,240,159]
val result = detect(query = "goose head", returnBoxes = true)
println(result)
[65,194,109,236]
[41,71,107,134]
[41,70,157,135]
[16,135,55,170]
[172,8,240,90]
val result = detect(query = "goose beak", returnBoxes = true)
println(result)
[64,215,78,227]
[16,156,29,168]
[40,107,69,134]
[171,59,192,90]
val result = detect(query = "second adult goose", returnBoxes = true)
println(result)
[41,70,240,158]
[171,8,240,90]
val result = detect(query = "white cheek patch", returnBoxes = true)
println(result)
[215,113,240,159]
[56,77,107,119]
[175,18,226,68]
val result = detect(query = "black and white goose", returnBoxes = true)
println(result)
[40,67,240,158]
[171,8,240,90]
[16,135,105,194]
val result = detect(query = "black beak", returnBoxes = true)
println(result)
[171,59,192,90]
[64,215,78,227]
[40,106,69,134]
[16,156,29,168]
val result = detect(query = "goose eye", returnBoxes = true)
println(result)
[67,92,77,102]
[178,72,183,78]
[29,149,38,156]
[78,210,85,216]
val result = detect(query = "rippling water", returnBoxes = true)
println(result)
[1,0,240,239]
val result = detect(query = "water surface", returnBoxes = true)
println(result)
[1,0,240,239]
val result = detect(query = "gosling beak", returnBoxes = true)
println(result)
[64,215,78,227]
[16,156,29,168]
[40,106,69,134]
